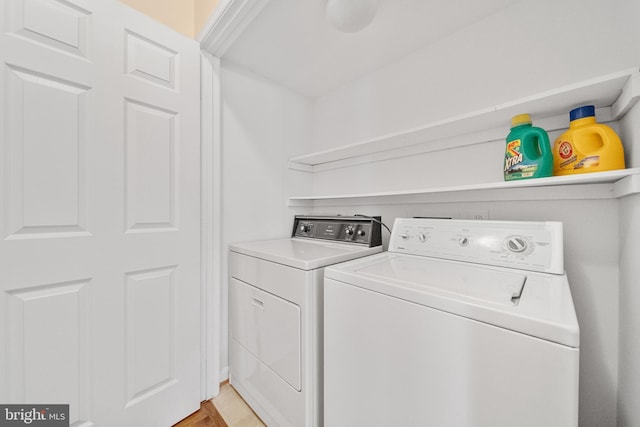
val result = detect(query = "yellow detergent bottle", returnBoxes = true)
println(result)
[553,105,625,175]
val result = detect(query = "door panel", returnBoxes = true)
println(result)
[124,99,178,232]
[6,279,91,426]
[0,1,201,426]
[124,267,178,408]
[125,31,178,90]
[6,0,91,59]
[6,66,89,238]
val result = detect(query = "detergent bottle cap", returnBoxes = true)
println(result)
[570,105,595,121]
[511,114,532,128]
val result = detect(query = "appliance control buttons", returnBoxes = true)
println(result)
[300,224,310,233]
[401,233,409,240]
[418,233,427,243]
[357,229,366,237]
[458,236,469,246]
[506,236,528,253]
[345,226,355,236]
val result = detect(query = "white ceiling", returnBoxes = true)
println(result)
[222,0,519,98]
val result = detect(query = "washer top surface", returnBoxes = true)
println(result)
[230,238,382,270]
[325,252,579,347]
[324,218,579,347]
[359,254,527,306]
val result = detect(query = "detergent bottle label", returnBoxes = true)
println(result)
[555,139,601,171]
[504,139,538,180]
[556,140,578,168]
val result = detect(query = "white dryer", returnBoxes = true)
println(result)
[229,215,383,427]
[324,218,580,427]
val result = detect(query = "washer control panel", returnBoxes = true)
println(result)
[292,215,382,247]
[389,218,564,274]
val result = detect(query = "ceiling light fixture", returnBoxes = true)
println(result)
[325,0,379,33]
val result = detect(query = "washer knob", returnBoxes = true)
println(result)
[506,236,528,253]
[458,236,469,246]
[357,229,366,237]
[300,224,310,233]
[401,233,409,240]
[418,233,427,243]
[345,227,355,236]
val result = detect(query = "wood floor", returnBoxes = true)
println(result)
[173,382,265,427]
[173,400,228,427]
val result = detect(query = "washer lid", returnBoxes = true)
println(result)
[229,238,382,270]
[325,252,579,347]
[359,256,526,307]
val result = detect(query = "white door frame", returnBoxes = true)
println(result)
[200,51,222,400]
[198,0,270,400]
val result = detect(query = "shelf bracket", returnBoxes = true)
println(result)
[613,173,640,198]
[612,70,640,119]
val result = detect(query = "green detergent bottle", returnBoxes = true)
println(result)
[504,114,553,181]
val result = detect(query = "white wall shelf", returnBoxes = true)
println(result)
[289,68,640,172]
[288,168,640,207]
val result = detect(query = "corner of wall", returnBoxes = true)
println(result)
[616,101,640,427]
[620,100,640,169]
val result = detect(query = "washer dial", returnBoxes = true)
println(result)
[506,236,529,253]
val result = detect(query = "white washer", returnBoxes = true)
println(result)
[229,215,383,427]
[324,218,580,427]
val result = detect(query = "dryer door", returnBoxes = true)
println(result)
[230,278,301,390]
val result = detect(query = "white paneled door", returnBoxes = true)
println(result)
[0,1,201,426]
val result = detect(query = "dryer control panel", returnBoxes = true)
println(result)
[292,215,382,247]
[389,218,564,274]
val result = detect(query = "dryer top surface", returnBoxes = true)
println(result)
[230,238,382,270]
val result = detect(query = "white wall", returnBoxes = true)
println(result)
[303,1,640,426]
[618,194,640,427]
[312,0,640,152]
[219,62,313,372]
[616,102,640,427]
[214,0,640,424]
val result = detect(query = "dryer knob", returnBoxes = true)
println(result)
[300,224,310,233]
[418,233,427,242]
[401,233,409,240]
